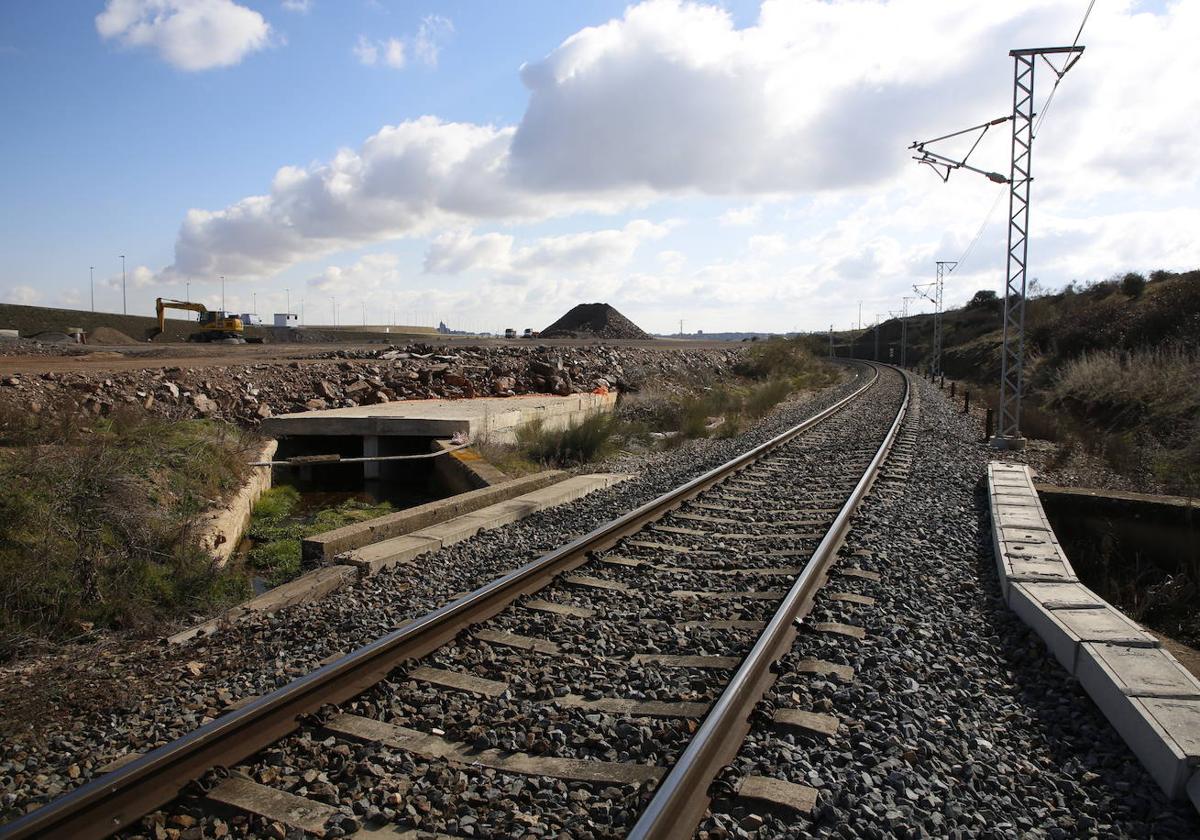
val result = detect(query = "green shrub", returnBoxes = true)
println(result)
[252,485,300,521]
[1121,271,1147,298]
[515,413,619,466]
[734,339,829,381]
[745,379,793,418]
[967,289,999,310]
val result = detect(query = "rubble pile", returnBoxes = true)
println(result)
[540,303,652,340]
[0,344,741,429]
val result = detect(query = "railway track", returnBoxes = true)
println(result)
[1,361,909,840]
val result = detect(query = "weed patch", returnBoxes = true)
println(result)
[0,409,257,659]
[514,413,623,467]
[243,489,393,586]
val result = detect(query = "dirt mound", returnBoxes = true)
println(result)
[540,303,651,340]
[29,331,75,344]
[88,326,139,345]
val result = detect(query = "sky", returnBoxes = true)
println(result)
[0,0,1197,335]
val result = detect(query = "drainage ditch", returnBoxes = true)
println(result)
[1039,486,1199,651]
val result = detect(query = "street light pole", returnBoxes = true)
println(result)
[89,266,94,312]
[119,255,126,314]
[186,281,190,303]
[220,276,225,312]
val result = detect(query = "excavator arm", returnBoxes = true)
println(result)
[150,298,208,339]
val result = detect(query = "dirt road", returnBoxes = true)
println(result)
[0,337,726,375]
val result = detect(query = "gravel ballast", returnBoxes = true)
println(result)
[0,366,869,824]
[700,375,1200,839]
[127,364,905,839]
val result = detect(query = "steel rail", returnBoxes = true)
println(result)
[0,363,882,840]
[629,367,910,840]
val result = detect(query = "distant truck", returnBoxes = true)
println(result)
[240,313,263,326]
[274,313,299,329]
[504,328,516,339]
[522,328,540,339]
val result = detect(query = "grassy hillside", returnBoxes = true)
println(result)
[839,270,1200,494]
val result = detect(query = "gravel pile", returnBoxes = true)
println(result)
[540,304,652,341]
[700,375,1200,839]
[0,366,869,825]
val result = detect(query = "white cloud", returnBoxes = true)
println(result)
[96,0,272,71]
[100,265,157,291]
[748,234,786,259]
[412,15,454,67]
[657,250,685,274]
[719,205,761,226]
[354,15,453,71]
[163,0,1200,322]
[3,285,39,306]
[352,35,378,66]
[423,220,668,278]
[354,35,405,68]
[281,0,311,12]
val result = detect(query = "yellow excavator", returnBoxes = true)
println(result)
[150,298,246,343]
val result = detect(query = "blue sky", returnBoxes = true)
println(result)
[1,1,1197,333]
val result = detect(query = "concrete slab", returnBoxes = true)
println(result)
[347,534,442,576]
[264,392,617,444]
[1016,581,1107,610]
[1009,588,1156,672]
[990,460,1200,812]
[168,565,357,645]
[411,511,510,547]
[991,492,1040,507]
[344,473,629,575]
[1078,643,1200,699]
[408,665,508,697]
[304,471,565,562]
[772,708,840,738]
[736,775,817,813]
[998,525,1059,545]
[556,694,709,718]
[324,713,662,785]
[207,777,337,834]
[1088,691,1200,799]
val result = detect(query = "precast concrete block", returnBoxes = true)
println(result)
[1009,585,1155,673]
[349,535,441,576]
[1076,642,1200,798]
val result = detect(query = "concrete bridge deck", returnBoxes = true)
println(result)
[261,391,617,444]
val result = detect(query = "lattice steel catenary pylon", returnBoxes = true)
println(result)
[913,260,956,378]
[889,297,912,368]
[909,44,1084,449]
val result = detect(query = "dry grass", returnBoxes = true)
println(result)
[1050,345,1200,494]
[1050,345,1200,431]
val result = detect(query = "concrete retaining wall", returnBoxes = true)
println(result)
[987,462,1200,812]
[195,439,277,567]
[430,441,509,493]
